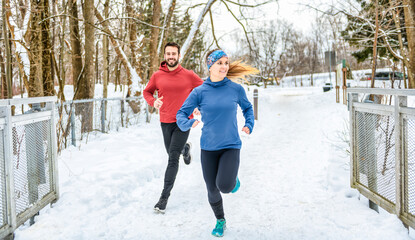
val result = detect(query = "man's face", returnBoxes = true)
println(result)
[164,46,180,68]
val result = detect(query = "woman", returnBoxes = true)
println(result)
[176,49,258,237]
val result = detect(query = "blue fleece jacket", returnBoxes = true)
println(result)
[177,77,254,151]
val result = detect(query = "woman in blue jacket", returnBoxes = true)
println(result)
[176,49,257,237]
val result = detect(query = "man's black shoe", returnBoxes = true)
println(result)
[182,142,192,165]
[154,197,168,214]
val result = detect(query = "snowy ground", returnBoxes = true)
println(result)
[14,86,413,240]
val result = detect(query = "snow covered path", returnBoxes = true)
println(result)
[15,87,411,239]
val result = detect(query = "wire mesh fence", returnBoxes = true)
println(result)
[405,116,415,216]
[0,97,59,239]
[349,88,415,229]
[0,128,7,229]
[55,97,143,152]
[12,120,53,217]
[356,111,396,205]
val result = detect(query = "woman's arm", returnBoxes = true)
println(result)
[238,86,254,134]
[177,89,200,131]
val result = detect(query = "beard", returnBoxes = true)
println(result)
[166,59,179,68]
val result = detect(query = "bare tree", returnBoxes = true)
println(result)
[149,0,161,77]
[403,0,415,88]
[69,0,83,92]
[28,0,44,97]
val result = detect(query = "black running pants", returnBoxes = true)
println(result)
[160,122,190,199]
[201,149,240,204]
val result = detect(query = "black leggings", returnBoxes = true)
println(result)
[160,122,190,199]
[201,149,240,204]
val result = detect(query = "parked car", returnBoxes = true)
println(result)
[363,71,405,81]
[323,83,333,92]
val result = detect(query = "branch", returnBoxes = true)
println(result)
[209,9,221,48]
[185,3,207,15]
[221,0,253,52]
[304,3,409,62]
[98,17,166,30]
[223,0,273,8]
[157,0,176,55]
[180,0,218,62]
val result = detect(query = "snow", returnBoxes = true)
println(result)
[13,85,414,239]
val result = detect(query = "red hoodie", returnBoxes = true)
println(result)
[143,61,204,123]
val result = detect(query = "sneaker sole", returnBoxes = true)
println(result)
[184,142,192,165]
[212,232,224,237]
[153,207,165,214]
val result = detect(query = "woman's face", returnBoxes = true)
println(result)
[209,57,229,80]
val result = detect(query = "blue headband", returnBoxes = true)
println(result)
[207,50,228,69]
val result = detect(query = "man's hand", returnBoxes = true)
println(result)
[192,120,200,128]
[242,126,250,134]
[154,96,164,109]
[193,108,201,116]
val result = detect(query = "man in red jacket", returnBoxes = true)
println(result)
[143,42,204,213]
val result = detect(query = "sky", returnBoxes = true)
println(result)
[177,0,338,53]
[12,74,415,239]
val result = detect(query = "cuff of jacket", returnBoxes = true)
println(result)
[178,119,196,132]
[244,124,253,134]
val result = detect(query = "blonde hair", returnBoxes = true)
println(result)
[205,49,259,84]
[227,60,260,84]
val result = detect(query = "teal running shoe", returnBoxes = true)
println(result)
[231,177,240,193]
[211,219,226,237]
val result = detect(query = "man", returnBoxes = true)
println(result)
[143,42,204,213]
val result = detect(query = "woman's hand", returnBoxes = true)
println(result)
[193,108,201,116]
[154,96,164,109]
[242,126,250,134]
[192,120,200,128]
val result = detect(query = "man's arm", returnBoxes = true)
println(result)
[143,75,157,106]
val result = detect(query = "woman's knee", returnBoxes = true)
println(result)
[217,181,235,193]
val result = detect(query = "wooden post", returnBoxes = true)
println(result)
[342,67,347,105]
[349,93,358,188]
[253,89,258,120]
[335,69,340,103]
[395,96,407,220]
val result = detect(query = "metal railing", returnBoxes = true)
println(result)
[0,97,59,239]
[55,97,142,152]
[348,88,415,229]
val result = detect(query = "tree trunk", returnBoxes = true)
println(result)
[29,0,44,97]
[370,0,379,89]
[393,7,411,89]
[76,0,96,133]
[41,0,55,96]
[158,0,176,58]
[102,0,109,99]
[3,0,13,99]
[79,0,95,99]
[126,0,138,97]
[0,47,6,99]
[149,0,161,77]
[404,0,415,88]
[58,0,67,101]
[69,0,83,91]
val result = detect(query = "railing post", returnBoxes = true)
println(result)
[70,103,76,146]
[101,99,106,133]
[253,89,258,120]
[146,104,150,123]
[361,98,378,213]
[1,104,17,234]
[349,93,358,189]
[395,95,407,219]
[120,99,125,128]
[46,101,59,203]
